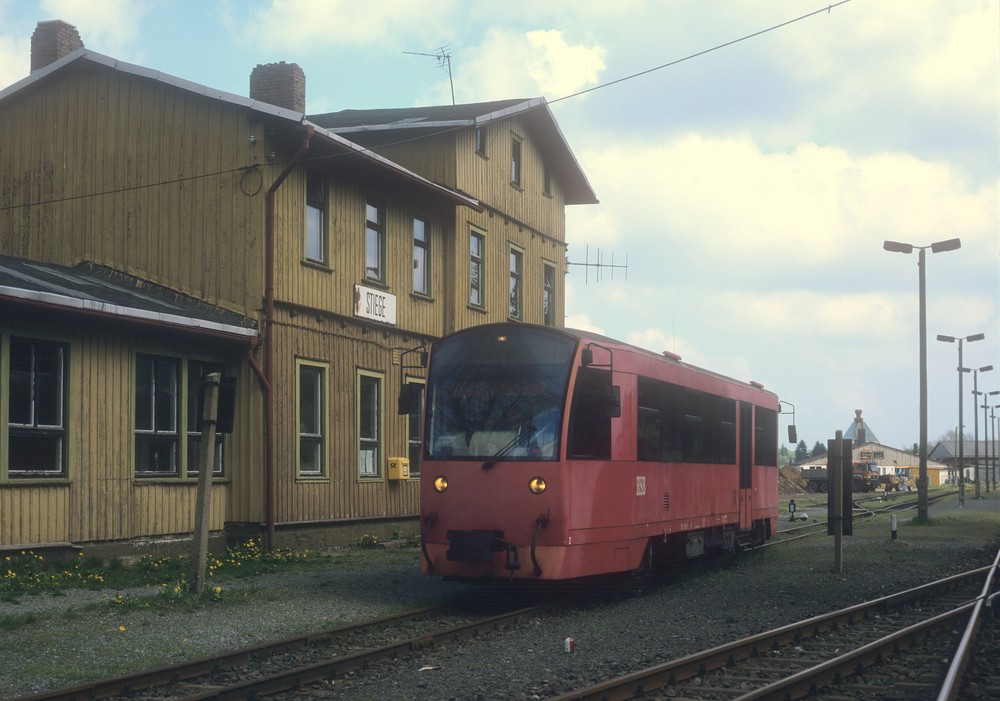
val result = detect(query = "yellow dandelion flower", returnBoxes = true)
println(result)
[118,625,126,633]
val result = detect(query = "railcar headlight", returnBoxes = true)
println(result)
[432,476,449,493]
[528,477,547,495]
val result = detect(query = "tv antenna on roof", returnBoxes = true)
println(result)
[403,46,455,105]
[567,245,629,284]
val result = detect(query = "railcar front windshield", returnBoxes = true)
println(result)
[425,326,576,462]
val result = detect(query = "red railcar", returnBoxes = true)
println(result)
[416,323,780,581]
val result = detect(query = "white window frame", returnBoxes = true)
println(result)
[6,336,68,478]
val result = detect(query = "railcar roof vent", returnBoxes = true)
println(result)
[661,350,681,361]
[749,380,764,389]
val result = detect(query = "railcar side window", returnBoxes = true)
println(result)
[636,376,735,464]
[754,406,778,466]
[567,367,612,460]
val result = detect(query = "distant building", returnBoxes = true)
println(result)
[797,410,949,486]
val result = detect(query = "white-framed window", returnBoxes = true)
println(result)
[470,229,485,309]
[475,126,487,156]
[413,216,430,295]
[297,360,327,477]
[511,135,522,187]
[365,197,385,283]
[7,336,67,478]
[305,170,327,264]
[186,360,225,476]
[509,245,524,320]
[135,353,229,478]
[135,354,180,476]
[405,378,424,477]
[543,261,557,326]
[358,370,383,479]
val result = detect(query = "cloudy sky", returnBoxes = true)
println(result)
[2,0,997,453]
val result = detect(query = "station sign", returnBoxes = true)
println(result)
[354,284,397,325]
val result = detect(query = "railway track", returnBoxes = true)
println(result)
[11,601,547,701]
[546,542,1000,701]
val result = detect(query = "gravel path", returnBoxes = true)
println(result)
[2,491,998,700]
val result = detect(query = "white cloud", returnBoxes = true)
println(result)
[461,26,605,100]
[0,32,29,89]
[40,0,148,56]
[570,133,996,277]
[234,0,456,50]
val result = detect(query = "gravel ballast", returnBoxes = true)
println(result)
[2,491,998,700]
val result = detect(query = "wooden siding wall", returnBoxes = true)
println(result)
[370,118,571,333]
[273,167,458,339]
[0,67,266,316]
[0,313,257,547]
[270,308,421,525]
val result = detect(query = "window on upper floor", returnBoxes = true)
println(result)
[7,337,67,478]
[305,170,327,264]
[470,229,485,309]
[475,127,487,157]
[543,261,557,327]
[511,135,522,188]
[413,216,430,296]
[509,245,524,320]
[366,198,385,284]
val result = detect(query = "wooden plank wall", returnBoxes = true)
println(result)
[270,308,421,525]
[0,66,266,317]
[0,316,251,547]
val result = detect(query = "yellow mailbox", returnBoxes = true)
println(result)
[387,457,410,481]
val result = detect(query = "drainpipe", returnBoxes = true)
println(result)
[262,125,314,548]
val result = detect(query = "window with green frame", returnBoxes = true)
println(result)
[298,361,327,477]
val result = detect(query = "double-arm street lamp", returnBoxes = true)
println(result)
[936,333,985,505]
[980,391,999,493]
[992,406,1000,491]
[971,378,998,497]
[884,237,961,520]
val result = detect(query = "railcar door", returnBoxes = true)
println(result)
[738,402,753,530]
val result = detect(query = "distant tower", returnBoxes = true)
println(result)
[847,409,878,445]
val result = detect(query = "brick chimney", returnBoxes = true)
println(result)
[31,20,84,72]
[250,62,306,113]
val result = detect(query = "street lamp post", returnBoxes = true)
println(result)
[937,333,984,506]
[884,237,961,520]
[981,390,1000,494]
[970,366,994,499]
[992,406,1000,491]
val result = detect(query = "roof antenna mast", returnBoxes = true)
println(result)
[403,46,455,105]
[567,245,629,284]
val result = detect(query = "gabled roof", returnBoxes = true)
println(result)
[309,98,599,205]
[0,48,480,212]
[0,255,257,340]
